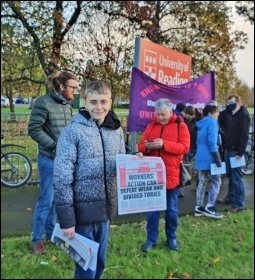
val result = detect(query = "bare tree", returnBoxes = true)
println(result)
[235,1,254,24]
[2,1,86,78]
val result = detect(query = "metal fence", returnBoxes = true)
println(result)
[1,112,254,184]
[1,112,130,184]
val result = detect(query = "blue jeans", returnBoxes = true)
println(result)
[31,154,56,244]
[224,151,245,209]
[74,221,110,279]
[146,188,179,243]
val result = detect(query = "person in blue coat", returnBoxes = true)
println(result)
[194,103,223,219]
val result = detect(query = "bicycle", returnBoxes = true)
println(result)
[1,135,32,188]
[241,139,254,175]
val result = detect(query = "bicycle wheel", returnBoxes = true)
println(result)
[241,153,254,175]
[1,152,32,188]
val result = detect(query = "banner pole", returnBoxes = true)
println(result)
[130,132,137,154]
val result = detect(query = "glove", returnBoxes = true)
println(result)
[212,152,222,167]
[52,144,57,158]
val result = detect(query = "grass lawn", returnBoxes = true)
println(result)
[1,106,128,115]
[1,208,254,279]
[1,107,32,113]
[1,106,253,115]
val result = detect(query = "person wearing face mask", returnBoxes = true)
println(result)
[28,71,78,254]
[217,95,250,212]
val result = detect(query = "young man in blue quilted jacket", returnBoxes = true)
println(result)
[53,80,126,279]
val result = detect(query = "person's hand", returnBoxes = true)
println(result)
[212,152,222,167]
[134,152,143,158]
[145,139,153,150]
[236,155,242,160]
[216,161,222,168]
[62,227,75,239]
[145,138,163,150]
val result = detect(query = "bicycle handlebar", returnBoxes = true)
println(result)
[1,144,26,149]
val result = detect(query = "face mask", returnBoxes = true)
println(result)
[226,103,237,112]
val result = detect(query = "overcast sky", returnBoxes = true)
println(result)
[230,2,254,88]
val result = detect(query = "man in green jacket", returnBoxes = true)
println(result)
[28,71,78,254]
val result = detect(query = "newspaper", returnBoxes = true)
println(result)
[51,223,99,271]
[116,154,167,215]
[210,162,226,175]
[230,155,246,168]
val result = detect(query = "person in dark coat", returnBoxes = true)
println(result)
[217,94,250,212]
[178,105,197,197]
[173,102,186,116]
[28,71,78,255]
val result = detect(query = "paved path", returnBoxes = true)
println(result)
[1,175,254,238]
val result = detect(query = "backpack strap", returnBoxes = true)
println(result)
[176,117,184,162]
[176,117,183,132]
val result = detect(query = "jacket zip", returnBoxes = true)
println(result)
[98,125,109,219]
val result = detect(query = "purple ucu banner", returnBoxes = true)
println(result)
[127,67,215,132]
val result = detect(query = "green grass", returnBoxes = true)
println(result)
[247,107,254,114]
[1,106,80,114]
[1,106,253,115]
[1,208,254,279]
[1,106,129,115]
[1,106,31,113]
